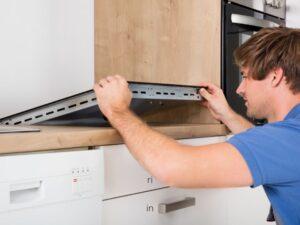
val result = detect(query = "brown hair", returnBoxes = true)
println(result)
[234,27,300,93]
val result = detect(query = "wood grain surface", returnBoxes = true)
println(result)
[0,124,228,154]
[95,0,220,85]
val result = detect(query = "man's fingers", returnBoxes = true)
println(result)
[198,82,220,93]
[114,74,128,85]
[106,76,116,83]
[98,78,110,88]
[199,88,212,101]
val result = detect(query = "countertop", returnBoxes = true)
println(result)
[0,124,228,154]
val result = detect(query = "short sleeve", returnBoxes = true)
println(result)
[227,123,300,188]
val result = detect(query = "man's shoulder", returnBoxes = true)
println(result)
[249,117,300,134]
[230,117,300,147]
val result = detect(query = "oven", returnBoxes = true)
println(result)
[222,0,286,122]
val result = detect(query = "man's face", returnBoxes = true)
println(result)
[236,67,271,119]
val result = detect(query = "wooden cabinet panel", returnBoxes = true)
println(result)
[141,101,219,124]
[95,0,221,86]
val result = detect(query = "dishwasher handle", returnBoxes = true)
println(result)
[10,180,42,192]
[10,180,43,204]
[158,197,196,214]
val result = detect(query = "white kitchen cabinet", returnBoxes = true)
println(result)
[102,144,166,199]
[225,187,270,225]
[102,187,229,225]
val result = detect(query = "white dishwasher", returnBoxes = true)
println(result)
[0,149,104,225]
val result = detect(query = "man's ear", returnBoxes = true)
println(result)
[271,67,284,87]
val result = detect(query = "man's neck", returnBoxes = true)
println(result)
[267,94,300,123]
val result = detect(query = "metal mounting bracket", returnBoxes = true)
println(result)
[0,82,202,126]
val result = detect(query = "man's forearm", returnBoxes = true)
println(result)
[108,110,182,184]
[222,109,254,134]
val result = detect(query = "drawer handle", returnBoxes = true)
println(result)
[158,197,196,214]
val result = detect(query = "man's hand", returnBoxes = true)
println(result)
[199,82,233,122]
[199,82,254,133]
[93,75,132,121]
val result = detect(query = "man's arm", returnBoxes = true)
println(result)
[199,82,254,134]
[94,76,253,188]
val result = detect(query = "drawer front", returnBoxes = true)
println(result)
[225,187,270,225]
[102,136,226,199]
[102,187,229,225]
[103,186,270,225]
[102,144,165,199]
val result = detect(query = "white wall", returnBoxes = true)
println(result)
[286,0,300,28]
[0,0,94,118]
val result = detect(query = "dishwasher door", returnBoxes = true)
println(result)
[0,149,104,225]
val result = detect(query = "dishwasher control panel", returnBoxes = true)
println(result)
[72,166,93,196]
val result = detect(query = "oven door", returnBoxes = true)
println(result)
[222,2,284,122]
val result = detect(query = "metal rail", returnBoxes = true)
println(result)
[0,82,202,126]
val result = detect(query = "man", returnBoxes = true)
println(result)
[94,27,300,225]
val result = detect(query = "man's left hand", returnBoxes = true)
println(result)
[93,75,132,120]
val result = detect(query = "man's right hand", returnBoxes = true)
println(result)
[199,82,233,123]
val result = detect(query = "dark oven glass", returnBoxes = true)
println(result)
[222,1,284,123]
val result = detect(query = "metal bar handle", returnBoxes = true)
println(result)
[231,14,280,28]
[158,197,196,214]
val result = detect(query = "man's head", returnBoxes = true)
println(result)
[234,27,300,119]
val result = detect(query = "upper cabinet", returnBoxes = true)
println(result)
[95,0,221,86]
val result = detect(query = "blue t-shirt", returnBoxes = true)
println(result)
[227,104,300,225]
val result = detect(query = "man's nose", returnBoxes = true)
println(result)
[236,80,245,98]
